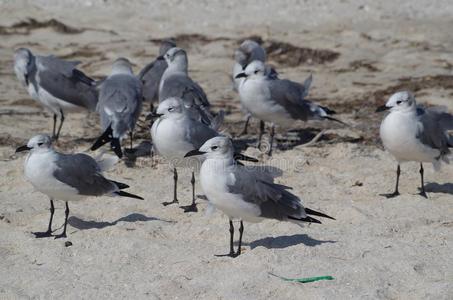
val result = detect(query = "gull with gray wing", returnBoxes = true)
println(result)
[185,136,334,257]
[16,134,143,239]
[159,47,212,124]
[139,39,176,111]
[377,91,453,198]
[91,58,143,158]
[236,60,341,155]
[13,48,98,140]
[233,40,279,135]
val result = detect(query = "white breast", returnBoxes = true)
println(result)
[239,78,293,126]
[151,117,200,168]
[380,111,440,163]
[200,160,262,222]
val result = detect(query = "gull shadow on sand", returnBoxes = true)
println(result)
[68,213,171,230]
[250,234,336,249]
[425,182,453,195]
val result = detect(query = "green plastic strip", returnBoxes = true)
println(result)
[269,272,334,283]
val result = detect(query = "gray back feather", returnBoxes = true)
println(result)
[138,59,168,103]
[53,153,117,196]
[227,166,306,220]
[268,78,319,121]
[417,107,453,156]
[36,55,98,111]
[185,119,218,149]
[98,74,143,137]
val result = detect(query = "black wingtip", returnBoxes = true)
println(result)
[110,138,123,158]
[110,180,130,190]
[233,152,259,163]
[323,116,348,126]
[305,208,335,220]
[115,190,144,200]
[288,215,322,224]
[91,126,113,151]
[319,105,336,115]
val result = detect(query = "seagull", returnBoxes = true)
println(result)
[16,134,143,239]
[159,47,212,124]
[236,60,341,155]
[233,40,278,135]
[185,136,334,257]
[13,48,98,140]
[377,91,453,198]
[150,97,220,212]
[139,39,177,112]
[90,58,143,158]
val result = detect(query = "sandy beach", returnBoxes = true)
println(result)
[1,0,453,298]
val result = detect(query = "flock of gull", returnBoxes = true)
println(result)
[12,39,453,257]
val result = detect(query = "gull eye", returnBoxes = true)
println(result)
[254,70,259,74]
[168,107,174,112]
[211,146,218,151]
[396,101,402,105]
[37,142,43,146]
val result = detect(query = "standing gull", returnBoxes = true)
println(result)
[151,97,219,212]
[91,58,143,158]
[185,136,334,257]
[233,40,278,135]
[377,91,453,198]
[13,48,98,140]
[236,60,340,155]
[139,39,177,111]
[159,47,212,124]
[16,134,143,239]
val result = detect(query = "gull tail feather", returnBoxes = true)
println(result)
[287,215,322,224]
[305,208,335,220]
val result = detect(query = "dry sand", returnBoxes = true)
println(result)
[1,0,453,299]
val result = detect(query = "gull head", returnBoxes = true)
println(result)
[159,39,177,56]
[14,48,34,87]
[376,91,416,113]
[234,40,265,68]
[235,60,266,80]
[16,134,52,153]
[185,136,233,160]
[156,97,185,118]
[163,47,187,67]
[111,57,133,75]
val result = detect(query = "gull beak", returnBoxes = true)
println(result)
[184,149,206,157]
[235,72,247,79]
[15,145,31,153]
[145,112,164,120]
[375,105,390,112]
[233,153,259,162]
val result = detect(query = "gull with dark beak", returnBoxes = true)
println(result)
[377,91,453,198]
[13,48,98,140]
[236,60,342,155]
[185,136,334,257]
[16,134,143,239]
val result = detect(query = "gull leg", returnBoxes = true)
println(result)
[236,221,244,256]
[33,199,55,238]
[382,164,401,198]
[257,120,265,150]
[129,132,133,150]
[240,115,251,136]
[54,201,69,239]
[52,114,57,139]
[163,168,179,206]
[180,172,198,212]
[419,163,428,198]
[216,220,237,257]
[268,124,275,156]
[55,110,65,141]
